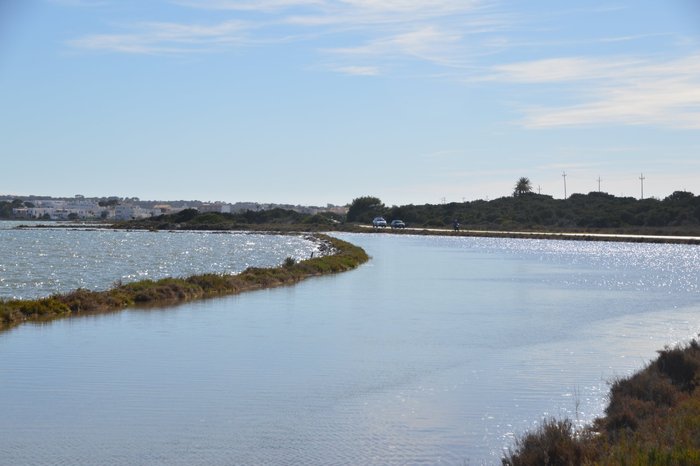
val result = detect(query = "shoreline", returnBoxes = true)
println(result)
[351,225,700,245]
[9,219,700,245]
[0,234,369,333]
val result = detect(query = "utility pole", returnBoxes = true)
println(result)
[562,171,567,199]
[538,185,541,195]
[597,176,602,193]
[639,173,645,199]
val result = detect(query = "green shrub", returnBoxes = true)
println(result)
[656,345,700,392]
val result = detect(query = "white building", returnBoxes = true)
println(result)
[199,203,232,214]
[115,205,151,220]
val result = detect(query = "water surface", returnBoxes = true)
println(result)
[0,222,320,300]
[1,232,699,464]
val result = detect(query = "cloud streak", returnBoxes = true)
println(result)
[331,65,380,76]
[60,1,700,130]
[66,0,501,63]
[325,25,467,71]
[486,55,700,129]
[177,0,483,18]
[68,20,251,54]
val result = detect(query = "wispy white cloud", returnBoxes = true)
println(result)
[49,0,110,6]
[599,32,671,43]
[67,0,504,71]
[332,65,380,76]
[172,0,324,12]
[486,55,700,129]
[335,66,382,76]
[316,0,486,25]
[523,82,700,129]
[60,0,700,131]
[487,57,646,83]
[68,20,250,54]
[304,2,508,75]
[326,26,466,68]
[183,0,505,64]
[177,0,483,18]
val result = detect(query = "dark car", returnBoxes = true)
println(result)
[390,219,406,229]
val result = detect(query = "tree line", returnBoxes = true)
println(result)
[6,188,700,234]
[0,199,31,218]
[113,207,344,230]
[347,190,700,232]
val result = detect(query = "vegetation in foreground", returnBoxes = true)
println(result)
[503,339,700,465]
[0,235,369,333]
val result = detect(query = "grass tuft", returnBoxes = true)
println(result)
[503,418,595,466]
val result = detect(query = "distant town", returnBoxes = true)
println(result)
[0,194,348,221]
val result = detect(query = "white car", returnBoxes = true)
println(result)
[372,217,387,228]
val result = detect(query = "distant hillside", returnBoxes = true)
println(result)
[113,208,343,230]
[348,191,700,234]
[9,190,694,236]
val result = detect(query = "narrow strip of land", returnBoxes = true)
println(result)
[359,225,700,244]
[0,234,369,333]
[442,227,700,243]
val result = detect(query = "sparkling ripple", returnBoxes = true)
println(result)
[0,223,320,300]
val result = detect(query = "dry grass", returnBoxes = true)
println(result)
[503,418,597,466]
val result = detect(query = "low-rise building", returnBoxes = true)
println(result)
[199,203,232,214]
[115,205,152,221]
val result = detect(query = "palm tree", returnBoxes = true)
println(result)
[514,177,532,196]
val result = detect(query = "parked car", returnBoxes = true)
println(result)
[390,219,406,229]
[372,217,387,228]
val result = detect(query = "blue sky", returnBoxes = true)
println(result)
[1,0,699,206]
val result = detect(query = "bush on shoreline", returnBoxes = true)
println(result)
[0,234,369,333]
[503,339,700,465]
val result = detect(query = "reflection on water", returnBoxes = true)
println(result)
[0,232,699,464]
[0,223,320,300]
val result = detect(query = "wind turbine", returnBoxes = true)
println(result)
[562,171,567,199]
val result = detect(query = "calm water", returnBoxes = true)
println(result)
[0,222,321,300]
[1,231,699,464]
